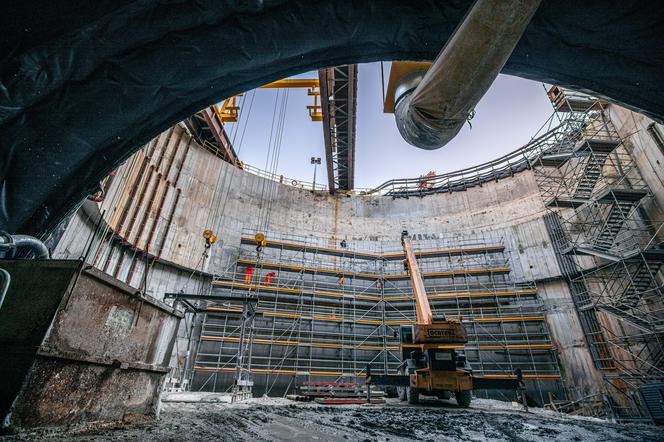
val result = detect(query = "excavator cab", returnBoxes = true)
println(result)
[400,325,471,370]
[397,324,473,405]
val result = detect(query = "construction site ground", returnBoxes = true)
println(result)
[3,396,660,441]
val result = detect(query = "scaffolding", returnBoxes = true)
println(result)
[535,86,664,422]
[190,229,562,404]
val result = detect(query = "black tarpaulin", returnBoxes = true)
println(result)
[1,0,663,235]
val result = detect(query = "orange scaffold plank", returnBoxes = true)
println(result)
[212,280,536,302]
[241,236,505,261]
[192,365,561,379]
[236,259,511,280]
[206,306,545,325]
[200,335,554,351]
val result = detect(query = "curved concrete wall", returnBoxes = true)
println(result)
[54,123,562,284]
[207,162,559,281]
[64,114,664,401]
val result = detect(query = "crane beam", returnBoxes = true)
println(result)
[260,79,319,88]
[216,78,322,122]
[319,64,357,192]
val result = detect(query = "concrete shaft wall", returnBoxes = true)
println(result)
[52,105,664,402]
[54,123,560,283]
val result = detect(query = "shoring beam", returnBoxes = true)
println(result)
[319,65,357,193]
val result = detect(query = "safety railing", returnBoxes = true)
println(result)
[236,93,603,197]
[240,163,328,192]
[361,115,569,196]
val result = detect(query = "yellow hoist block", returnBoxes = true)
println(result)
[255,232,267,247]
[203,229,217,246]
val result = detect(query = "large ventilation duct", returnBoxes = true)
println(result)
[395,0,542,150]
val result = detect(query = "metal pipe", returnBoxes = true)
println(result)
[12,234,51,259]
[0,231,50,259]
[0,268,10,310]
[395,0,541,149]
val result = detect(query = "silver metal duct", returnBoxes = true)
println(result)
[395,0,542,150]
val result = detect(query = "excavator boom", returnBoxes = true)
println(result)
[401,231,465,344]
[401,231,434,325]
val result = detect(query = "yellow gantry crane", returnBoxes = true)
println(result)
[215,79,322,123]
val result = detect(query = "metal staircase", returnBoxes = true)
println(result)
[571,138,619,197]
[593,200,636,251]
[573,154,608,199]
[536,86,664,422]
[597,305,655,333]
[619,260,662,307]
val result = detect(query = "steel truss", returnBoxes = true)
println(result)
[320,65,357,192]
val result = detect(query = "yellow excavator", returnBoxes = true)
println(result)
[396,230,473,406]
[365,231,525,406]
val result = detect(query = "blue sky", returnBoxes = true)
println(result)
[223,62,554,189]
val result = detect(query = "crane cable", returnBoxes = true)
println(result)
[255,88,283,233]
[178,89,257,295]
[209,89,257,236]
[262,89,289,234]
[207,89,257,231]
[256,88,289,235]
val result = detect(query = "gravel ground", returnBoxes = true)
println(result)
[2,396,660,441]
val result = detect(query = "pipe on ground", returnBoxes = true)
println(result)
[395,0,542,150]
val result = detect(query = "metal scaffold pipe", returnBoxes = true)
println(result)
[394,0,542,150]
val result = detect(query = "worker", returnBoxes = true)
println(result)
[376,280,383,290]
[340,239,347,248]
[244,266,255,283]
[265,271,276,285]
[417,171,435,190]
[339,275,345,285]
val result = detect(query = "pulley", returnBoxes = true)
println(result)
[202,229,217,248]
[255,232,267,252]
